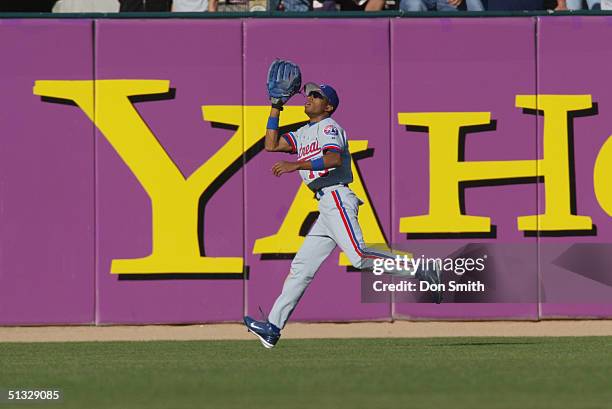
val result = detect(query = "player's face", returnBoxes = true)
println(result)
[305,91,333,117]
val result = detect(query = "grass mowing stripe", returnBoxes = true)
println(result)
[0,337,610,409]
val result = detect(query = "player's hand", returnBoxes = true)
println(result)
[448,0,463,6]
[272,161,299,177]
[267,60,302,106]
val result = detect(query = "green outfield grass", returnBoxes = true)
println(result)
[0,337,611,409]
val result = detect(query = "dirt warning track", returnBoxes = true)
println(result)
[2,320,612,342]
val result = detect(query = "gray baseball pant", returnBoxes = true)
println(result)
[267,185,395,329]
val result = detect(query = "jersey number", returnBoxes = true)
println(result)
[309,169,329,179]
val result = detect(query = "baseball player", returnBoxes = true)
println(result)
[244,60,441,349]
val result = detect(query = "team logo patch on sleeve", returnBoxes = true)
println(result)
[323,125,339,136]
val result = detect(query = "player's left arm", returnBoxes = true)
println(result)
[272,151,341,177]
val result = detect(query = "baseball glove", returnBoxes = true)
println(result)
[267,59,302,108]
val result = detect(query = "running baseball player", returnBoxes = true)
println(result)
[244,60,441,349]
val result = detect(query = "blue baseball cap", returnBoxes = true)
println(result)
[304,82,340,112]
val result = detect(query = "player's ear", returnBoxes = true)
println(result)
[325,103,334,114]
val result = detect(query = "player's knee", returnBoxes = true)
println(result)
[287,266,314,286]
[289,257,306,274]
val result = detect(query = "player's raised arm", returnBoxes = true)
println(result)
[264,107,294,152]
[264,59,301,152]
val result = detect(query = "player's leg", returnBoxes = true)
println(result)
[565,0,583,8]
[465,0,484,10]
[320,187,393,270]
[398,0,429,11]
[321,187,442,303]
[436,0,459,11]
[586,0,601,9]
[267,218,336,330]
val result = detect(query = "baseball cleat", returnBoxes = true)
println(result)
[415,265,443,304]
[244,316,281,349]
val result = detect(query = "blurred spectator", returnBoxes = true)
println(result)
[283,0,389,10]
[603,0,612,8]
[173,0,218,11]
[400,0,484,11]
[320,0,388,10]
[465,0,485,9]
[118,0,172,11]
[53,0,118,12]
[0,0,58,12]
[363,0,387,9]
[280,0,310,10]
[484,0,544,10]
[344,0,386,10]
[564,0,601,8]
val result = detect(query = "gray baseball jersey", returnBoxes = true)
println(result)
[282,117,353,191]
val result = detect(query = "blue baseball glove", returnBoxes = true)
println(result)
[267,59,302,109]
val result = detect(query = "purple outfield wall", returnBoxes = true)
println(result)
[537,16,612,318]
[94,20,245,324]
[390,18,539,320]
[0,20,95,325]
[1,17,612,325]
